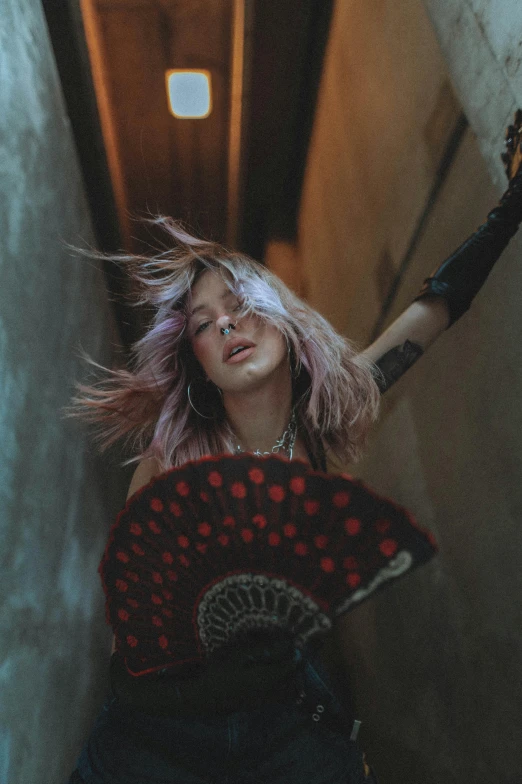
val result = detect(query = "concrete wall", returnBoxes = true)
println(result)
[422,0,522,191]
[299,1,522,782]
[0,2,128,782]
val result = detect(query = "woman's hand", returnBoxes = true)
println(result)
[502,109,522,183]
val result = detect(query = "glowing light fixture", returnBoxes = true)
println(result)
[165,69,212,118]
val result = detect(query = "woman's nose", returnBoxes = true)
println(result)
[216,312,236,332]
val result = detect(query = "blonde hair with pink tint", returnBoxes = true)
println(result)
[63,217,382,472]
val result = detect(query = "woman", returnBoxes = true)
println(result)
[63,118,522,784]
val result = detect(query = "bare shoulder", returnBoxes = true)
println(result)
[126,456,164,501]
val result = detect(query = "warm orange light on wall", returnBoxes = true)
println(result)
[165,70,212,118]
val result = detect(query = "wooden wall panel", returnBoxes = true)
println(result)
[87,0,233,251]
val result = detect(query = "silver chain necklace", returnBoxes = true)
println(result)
[233,407,298,460]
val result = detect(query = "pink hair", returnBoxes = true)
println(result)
[62,217,382,472]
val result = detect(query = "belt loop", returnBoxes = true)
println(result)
[293,654,359,739]
[293,665,333,718]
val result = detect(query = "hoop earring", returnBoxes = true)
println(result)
[187,379,220,419]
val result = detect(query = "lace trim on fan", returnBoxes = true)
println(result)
[197,573,332,656]
[334,550,413,616]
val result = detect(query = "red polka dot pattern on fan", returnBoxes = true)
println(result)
[290,476,305,495]
[248,467,265,484]
[333,491,350,508]
[344,518,361,536]
[230,481,246,499]
[304,500,320,515]
[320,557,335,573]
[379,538,398,557]
[283,523,297,538]
[176,481,190,497]
[268,485,285,502]
[98,452,437,676]
[376,518,391,534]
[347,573,361,588]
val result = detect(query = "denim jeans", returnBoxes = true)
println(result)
[64,646,378,784]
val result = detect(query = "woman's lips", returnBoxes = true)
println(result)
[225,346,256,364]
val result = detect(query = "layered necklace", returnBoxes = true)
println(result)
[233,406,298,460]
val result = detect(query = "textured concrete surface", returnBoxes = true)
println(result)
[299,1,522,782]
[0,1,128,782]
[422,0,522,193]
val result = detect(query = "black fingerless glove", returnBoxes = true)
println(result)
[412,167,522,328]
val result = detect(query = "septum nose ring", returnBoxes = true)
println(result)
[221,322,236,335]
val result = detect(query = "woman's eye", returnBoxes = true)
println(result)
[194,303,241,336]
[195,321,210,335]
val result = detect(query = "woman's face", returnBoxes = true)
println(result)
[187,269,289,393]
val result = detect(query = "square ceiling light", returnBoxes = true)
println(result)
[165,69,212,118]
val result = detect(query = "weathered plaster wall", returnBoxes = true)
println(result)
[0,2,128,782]
[299,0,522,781]
[422,0,522,191]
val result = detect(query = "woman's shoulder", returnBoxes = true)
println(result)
[126,456,164,500]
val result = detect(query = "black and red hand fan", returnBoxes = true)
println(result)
[98,453,437,676]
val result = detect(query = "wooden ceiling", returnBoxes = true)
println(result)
[81,0,235,252]
[43,0,333,347]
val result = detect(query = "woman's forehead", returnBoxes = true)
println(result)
[190,269,233,304]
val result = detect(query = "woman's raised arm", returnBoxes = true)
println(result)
[360,296,450,394]
[361,111,522,395]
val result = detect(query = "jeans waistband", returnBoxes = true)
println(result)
[109,643,359,744]
[110,646,306,718]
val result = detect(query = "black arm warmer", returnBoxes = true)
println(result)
[413,168,522,328]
